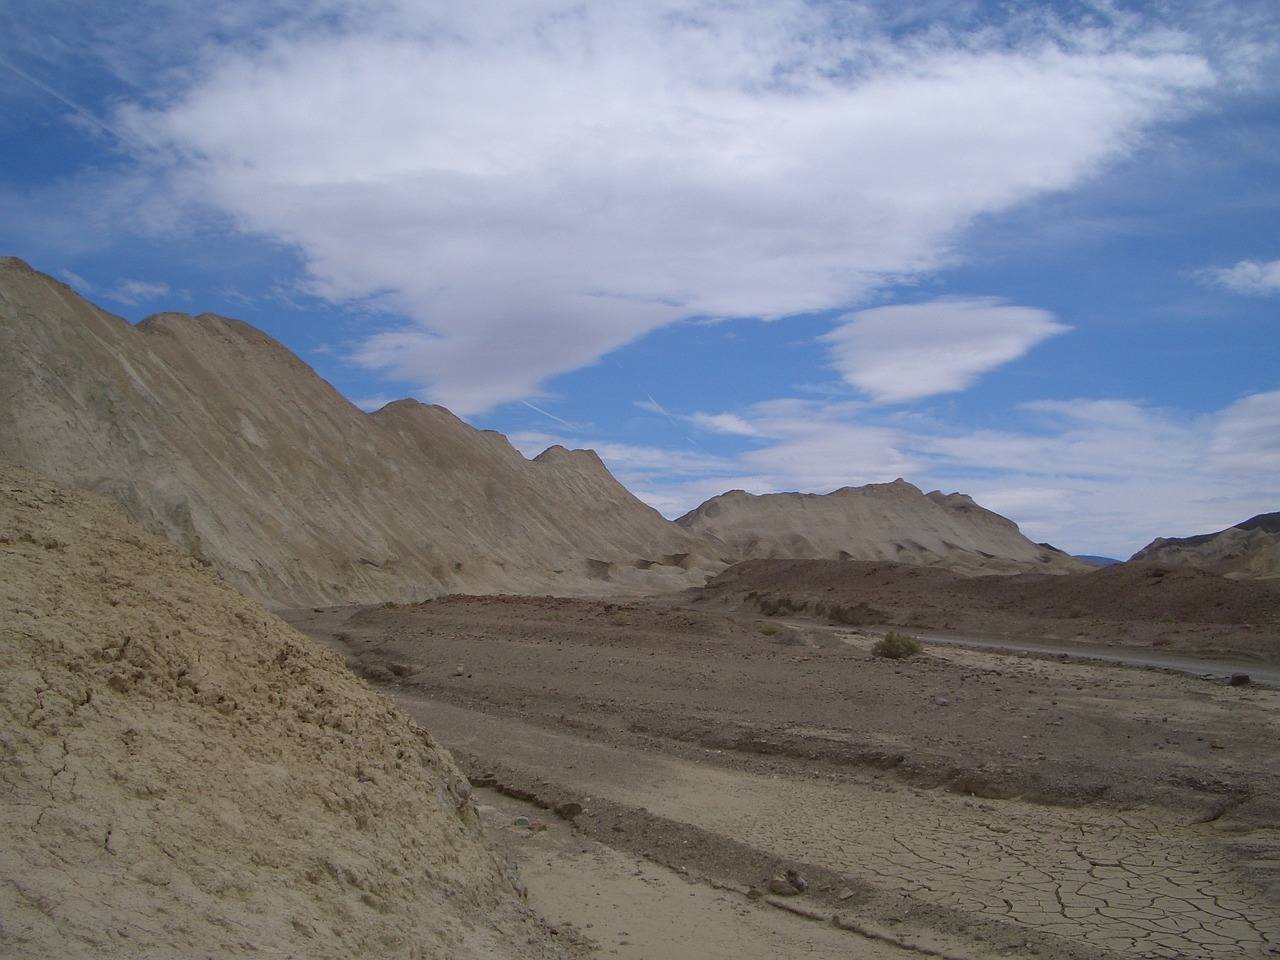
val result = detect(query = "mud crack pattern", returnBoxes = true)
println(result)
[644,767,1278,959]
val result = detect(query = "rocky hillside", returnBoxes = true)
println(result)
[1131,513,1280,578]
[0,458,580,959]
[678,481,1089,575]
[0,258,729,606]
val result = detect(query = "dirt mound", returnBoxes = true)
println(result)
[0,459,579,959]
[0,257,729,607]
[678,481,1088,575]
[1132,512,1280,578]
[703,558,1280,663]
[967,561,1280,623]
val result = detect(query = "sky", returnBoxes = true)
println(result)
[2,0,1278,559]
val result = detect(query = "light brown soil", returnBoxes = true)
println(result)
[0,460,585,960]
[283,578,1280,960]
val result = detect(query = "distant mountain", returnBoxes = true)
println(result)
[677,482,1090,575]
[0,257,730,606]
[1074,555,1123,567]
[1130,513,1280,579]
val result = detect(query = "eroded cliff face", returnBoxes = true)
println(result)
[0,458,576,960]
[678,480,1089,575]
[0,258,729,606]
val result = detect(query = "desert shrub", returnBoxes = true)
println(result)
[871,630,922,660]
[824,601,886,626]
[758,596,804,617]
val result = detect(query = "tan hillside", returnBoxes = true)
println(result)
[1131,512,1280,578]
[677,480,1089,575]
[0,257,729,607]
[0,458,580,959]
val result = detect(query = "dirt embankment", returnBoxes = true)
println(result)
[0,459,583,960]
[702,558,1280,666]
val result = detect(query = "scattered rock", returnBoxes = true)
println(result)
[1229,673,1251,686]
[784,867,808,892]
[555,801,584,820]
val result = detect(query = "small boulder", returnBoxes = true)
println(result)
[768,875,802,896]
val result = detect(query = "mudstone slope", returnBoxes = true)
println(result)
[0,257,728,607]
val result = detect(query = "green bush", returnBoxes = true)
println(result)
[871,630,922,660]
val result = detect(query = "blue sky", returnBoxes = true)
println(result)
[2,0,1278,558]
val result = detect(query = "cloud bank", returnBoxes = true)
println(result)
[117,0,1215,413]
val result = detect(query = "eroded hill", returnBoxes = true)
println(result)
[678,482,1089,575]
[1132,513,1280,579]
[0,258,729,606]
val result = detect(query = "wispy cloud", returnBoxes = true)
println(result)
[106,278,173,306]
[58,269,172,306]
[112,1,1215,413]
[1200,257,1280,295]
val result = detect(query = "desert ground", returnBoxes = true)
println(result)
[282,565,1280,960]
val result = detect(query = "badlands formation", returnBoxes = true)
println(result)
[0,257,726,607]
[3,256,1279,959]
[0,257,1090,610]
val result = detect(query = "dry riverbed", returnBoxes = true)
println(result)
[282,589,1280,960]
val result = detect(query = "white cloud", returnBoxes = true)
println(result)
[106,278,172,306]
[821,298,1070,403]
[688,412,763,437]
[1208,390,1280,471]
[117,0,1214,413]
[1200,257,1280,295]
